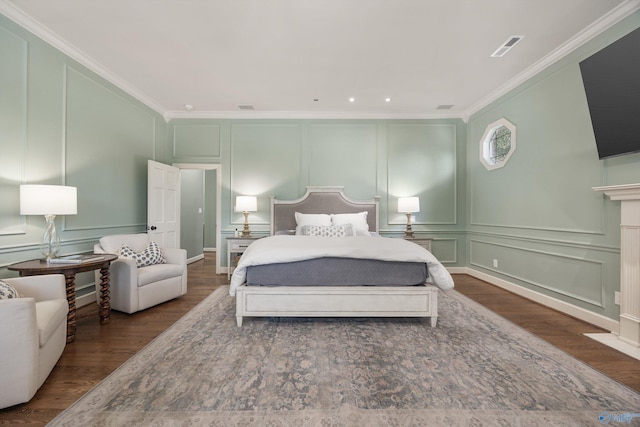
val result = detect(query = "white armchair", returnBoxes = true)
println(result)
[0,274,68,409]
[94,234,187,314]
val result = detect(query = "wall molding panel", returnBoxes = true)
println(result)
[431,238,458,264]
[470,239,606,308]
[230,124,304,226]
[468,230,620,253]
[387,124,457,226]
[64,65,157,231]
[173,123,222,160]
[464,267,619,334]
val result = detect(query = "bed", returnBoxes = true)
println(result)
[230,186,454,327]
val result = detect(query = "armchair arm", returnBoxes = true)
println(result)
[4,275,66,302]
[0,298,39,408]
[161,247,188,294]
[94,243,107,254]
[162,247,187,266]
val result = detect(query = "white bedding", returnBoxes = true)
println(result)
[229,235,454,296]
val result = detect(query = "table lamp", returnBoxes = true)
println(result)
[398,196,420,238]
[235,196,257,237]
[20,185,78,261]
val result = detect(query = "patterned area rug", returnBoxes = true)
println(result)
[50,287,640,426]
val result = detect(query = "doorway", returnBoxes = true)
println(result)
[174,163,222,275]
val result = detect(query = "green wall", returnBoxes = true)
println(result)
[2,9,640,323]
[180,169,205,260]
[0,15,169,297]
[466,11,640,321]
[168,119,468,268]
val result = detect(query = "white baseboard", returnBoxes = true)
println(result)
[76,292,96,309]
[204,248,217,252]
[187,254,204,264]
[458,267,619,334]
[584,333,640,361]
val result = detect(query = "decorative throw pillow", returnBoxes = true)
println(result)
[300,224,355,237]
[331,212,370,236]
[0,280,20,299]
[120,241,166,267]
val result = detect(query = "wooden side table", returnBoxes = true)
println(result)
[8,254,118,343]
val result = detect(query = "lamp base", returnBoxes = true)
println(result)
[41,214,61,261]
[241,211,251,237]
[404,212,414,238]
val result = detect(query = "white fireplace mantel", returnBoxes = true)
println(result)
[593,183,640,350]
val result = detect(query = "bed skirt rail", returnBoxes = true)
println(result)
[235,284,439,327]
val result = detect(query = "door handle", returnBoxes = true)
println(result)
[149,226,157,231]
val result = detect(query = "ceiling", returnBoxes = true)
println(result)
[2,0,639,121]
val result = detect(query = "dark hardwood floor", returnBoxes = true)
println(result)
[1,253,638,425]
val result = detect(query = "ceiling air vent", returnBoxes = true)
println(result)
[491,35,524,58]
[238,105,255,110]
[436,104,454,110]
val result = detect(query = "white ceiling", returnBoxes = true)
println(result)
[2,0,639,120]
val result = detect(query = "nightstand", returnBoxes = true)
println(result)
[403,236,432,252]
[227,236,261,279]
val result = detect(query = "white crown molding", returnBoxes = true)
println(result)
[463,0,640,121]
[0,0,167,117]
[3,0,638,123]
[165,110,463,121]
[0,2,462,123]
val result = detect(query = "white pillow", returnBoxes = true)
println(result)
[295,212,331,227]
[331,212,370,236]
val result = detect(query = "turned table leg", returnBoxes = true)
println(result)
[64,274,77,343]
[98,266,111,324]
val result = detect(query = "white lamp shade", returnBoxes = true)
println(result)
[235,196,257,212]
[20,185,78,215]
[398,196,420,213]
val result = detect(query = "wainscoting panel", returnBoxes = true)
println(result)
[430,238,458,264]
[469,240,605,308]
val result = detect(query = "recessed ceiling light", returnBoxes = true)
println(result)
[349,97,355,103]
[184,104,194,111]
[385,98,392,103]
[436,104,455,110]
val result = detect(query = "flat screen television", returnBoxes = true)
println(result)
[579,26,640,159]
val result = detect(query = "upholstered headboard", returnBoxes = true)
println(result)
[271,186,380,234]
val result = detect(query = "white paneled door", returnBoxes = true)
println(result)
[147,160,180,248]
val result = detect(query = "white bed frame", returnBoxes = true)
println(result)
[235,186,439,327]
